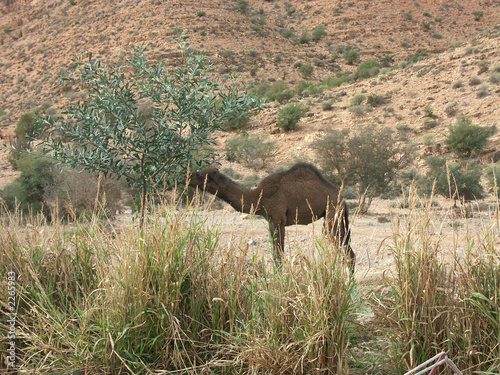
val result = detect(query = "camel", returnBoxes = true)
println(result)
[188,163,355,271]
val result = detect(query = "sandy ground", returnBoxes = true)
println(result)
[188,197,499,285]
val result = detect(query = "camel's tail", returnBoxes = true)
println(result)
[342,205,356,273]
[342,205,351,248]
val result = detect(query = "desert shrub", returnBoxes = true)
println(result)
[476,84,489,98]
[0,152,55,217]
[234,0,249,13]
[418,156,484,200]
[274,87,295,103]
[448,40,463,50]
[299,29,311,44]
[321,100,333,111]
[381,54,395,67]
[472,10,483,20]
[299,63,314,78]
[313,125,414,212]
[484,163,500,197]
[422,117,438,129]
[396,60,408,69]
[225,133,277,168]
[277,102,308,131]
[9,112,41,159]
[422,106,438,129]
[220,167,243,180]
[245,49,259,57]
[423,104,438,119]
[343,48,359,65]
[469,76,482,86]
[7,109,49,165]
[342,186,358,200]
[422,133,435,145]
[47,167,122,220]
[408,49,428,63]
[356,60,381,80]
[350,93,366,106]
[266,80,295,103]
[249,65,258,77]
[445,102,458,116]
[279,27,294,38]
[322,71,353,87]
[249,80,270,97]
[396,123,411,132]
[1,152,122,219]
[311,24,326,41]
[452,79,464,88]
[252,80,295,103]
[445,116,491,157]
[337,44,359,63]
[488,72,500,84]
[349,105,366,116]
[296,79,319,96]
[367,93,386,107]
[242,173,260,187]
[222,49,234,59]
[476,89,488,98]
[14,111,37,139]
[478,60,489,74]
[7,138,31,167]
[296,81,308,96]
[220,113,250,131]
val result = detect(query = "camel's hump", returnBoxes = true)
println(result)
[273,163,335,186]
[288,162,322,175]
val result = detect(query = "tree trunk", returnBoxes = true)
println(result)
[358,194,373,214]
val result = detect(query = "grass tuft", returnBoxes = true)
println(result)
[0,195,357,373]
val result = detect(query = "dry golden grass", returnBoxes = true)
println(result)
[0,190,498,374]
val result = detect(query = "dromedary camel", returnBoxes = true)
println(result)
[188,163,355,271]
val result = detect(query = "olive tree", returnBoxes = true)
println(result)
[37,33,261,226]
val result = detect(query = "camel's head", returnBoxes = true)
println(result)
[187,166,220,192]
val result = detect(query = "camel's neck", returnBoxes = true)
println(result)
[209,175,262,215]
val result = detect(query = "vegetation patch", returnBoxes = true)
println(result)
[356,60,381,80]
[225,133,277,169]
[277,102,308,131]
[1,192,499,373]
[445,116,492,158]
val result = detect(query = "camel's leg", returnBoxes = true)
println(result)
[325,205,355,273]
[269,220,285,266]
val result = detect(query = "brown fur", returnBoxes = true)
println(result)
[188,163,355,271]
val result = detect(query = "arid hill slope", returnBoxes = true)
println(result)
[1,0,499,181]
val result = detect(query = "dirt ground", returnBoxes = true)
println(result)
[189,197,499,284]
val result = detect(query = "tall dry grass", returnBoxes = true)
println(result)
[1,189,498,374]
[375,191,500,374]
[0,195,357,374]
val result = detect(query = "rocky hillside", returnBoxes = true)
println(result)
[1,0,499,181]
